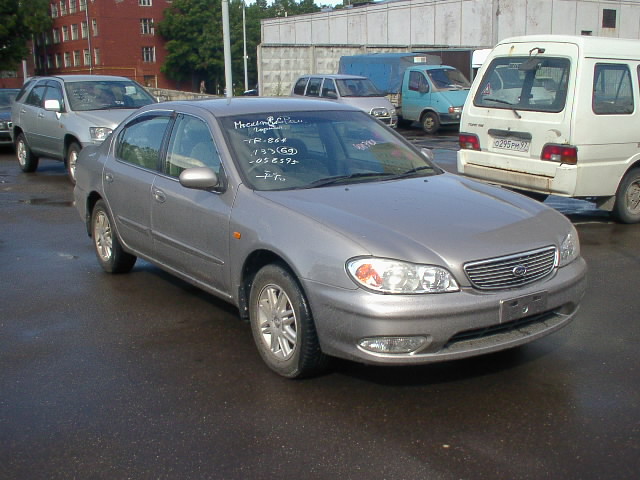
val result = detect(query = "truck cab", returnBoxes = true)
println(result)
[400,65,470,134]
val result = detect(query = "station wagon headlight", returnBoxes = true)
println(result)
[347,257,459,294]
[558,225,580,267]
[90,127,113,142]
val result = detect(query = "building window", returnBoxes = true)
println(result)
[55,53,62,68]
[51,3,59,17]
[84,49,91,66]
[140,18,154,35]
[60,1,67,16]
[94,48,101,66]
[92,19,98,36]
[71,24,79,41]
[603,9,617,28]
[139,0,153,6]
[53,29,60,44]
[79,0,86,12]
[81,21,88,38]
[64,52,71,68]
[47,55,53,69]
[74,50,81,67]
[62,26,69,42]
[142,46,156,63]
[69,0,77,14]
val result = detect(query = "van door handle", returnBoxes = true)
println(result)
[152,188,166,203]
[488,129,532,140]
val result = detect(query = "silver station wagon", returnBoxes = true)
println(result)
[74,98,587,378]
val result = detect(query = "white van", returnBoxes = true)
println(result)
[458,35,640,223]
[291,74,397,127]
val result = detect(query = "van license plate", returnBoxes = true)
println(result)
[493,138,530,152]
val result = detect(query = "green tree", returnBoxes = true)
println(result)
[158,0,320,94]
[0,0,52,71]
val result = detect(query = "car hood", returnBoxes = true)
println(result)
[256,173,569,267]
[340,96,395,112]
[74,109,138,129]
[437,89,469,106]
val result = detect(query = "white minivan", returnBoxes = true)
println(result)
[458,35,640,223]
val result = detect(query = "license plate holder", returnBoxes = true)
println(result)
[492,137,530,152]
[500,291,548,323]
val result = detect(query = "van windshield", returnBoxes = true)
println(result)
[426,68,470,91]
[473,57,570,113]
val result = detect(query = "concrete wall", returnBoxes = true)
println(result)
[258,0,640,96]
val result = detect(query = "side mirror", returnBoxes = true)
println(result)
[44,99,61,112]
[324,91,338,99]
[179,167,219,191]
[421,148,435,162]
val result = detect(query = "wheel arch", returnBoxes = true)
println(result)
[64,134,82,160]
[237,249,299,321]
[84,191,103,236]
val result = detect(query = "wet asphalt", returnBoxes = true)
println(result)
[1,133,639,479]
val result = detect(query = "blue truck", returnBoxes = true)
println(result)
[338,53,471,134]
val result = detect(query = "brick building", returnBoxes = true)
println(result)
[30,0,179,89]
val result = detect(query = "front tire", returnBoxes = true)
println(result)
[66,142,81,185]
[249,264,328,378]
[421,112,440,134]
[612,168,640,223]
[91,200,137,273]
[15,133,39,173]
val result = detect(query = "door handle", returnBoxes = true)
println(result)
[152,188,166,203]
[38,112,45,118]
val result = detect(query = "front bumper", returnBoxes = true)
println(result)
[303,257,587,365]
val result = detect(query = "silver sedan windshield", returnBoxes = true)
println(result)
[221,110,438,191]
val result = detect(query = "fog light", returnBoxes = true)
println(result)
[359,336,428,354]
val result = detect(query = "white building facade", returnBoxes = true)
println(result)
[259,0,640,95]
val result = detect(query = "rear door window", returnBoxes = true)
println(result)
[474,56,570,112]
[593,63,634,115]
[305,78,322,97]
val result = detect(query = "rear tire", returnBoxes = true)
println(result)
[91,200,137,273]
[15,133,39,173]
[612,168,640,224]
[66,142,81,185]
[249,264,329,378]
[421,112,440,134]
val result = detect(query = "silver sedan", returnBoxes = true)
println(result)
[74,98,587,378]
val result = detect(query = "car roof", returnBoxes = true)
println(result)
[27,75,136,83]
[297,74,368,81]
[138,97,361,117]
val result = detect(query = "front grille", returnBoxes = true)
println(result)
[464,246,557,290]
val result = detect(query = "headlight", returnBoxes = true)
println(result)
[371,108,389,117]
[0,121,6,129]
[90,127,113,142]
[558,225,580,267]
[347,257,459,294]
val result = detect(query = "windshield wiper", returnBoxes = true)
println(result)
[306,172,394,188]
[388,165,434,179]
[483,97,522,119]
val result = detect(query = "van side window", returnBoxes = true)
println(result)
[593,64,634,115]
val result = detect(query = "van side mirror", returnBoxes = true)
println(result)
[44,99,61,112]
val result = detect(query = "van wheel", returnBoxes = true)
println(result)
[421,112,440,134]
[66,142,81,185]
[249,264,329,378]
[16,133,39,173]
[612,168,640,223]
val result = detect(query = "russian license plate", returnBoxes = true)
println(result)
[500,292,548,323]
[493,137,530,152]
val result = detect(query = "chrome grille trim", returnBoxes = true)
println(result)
[464,246,557,290]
